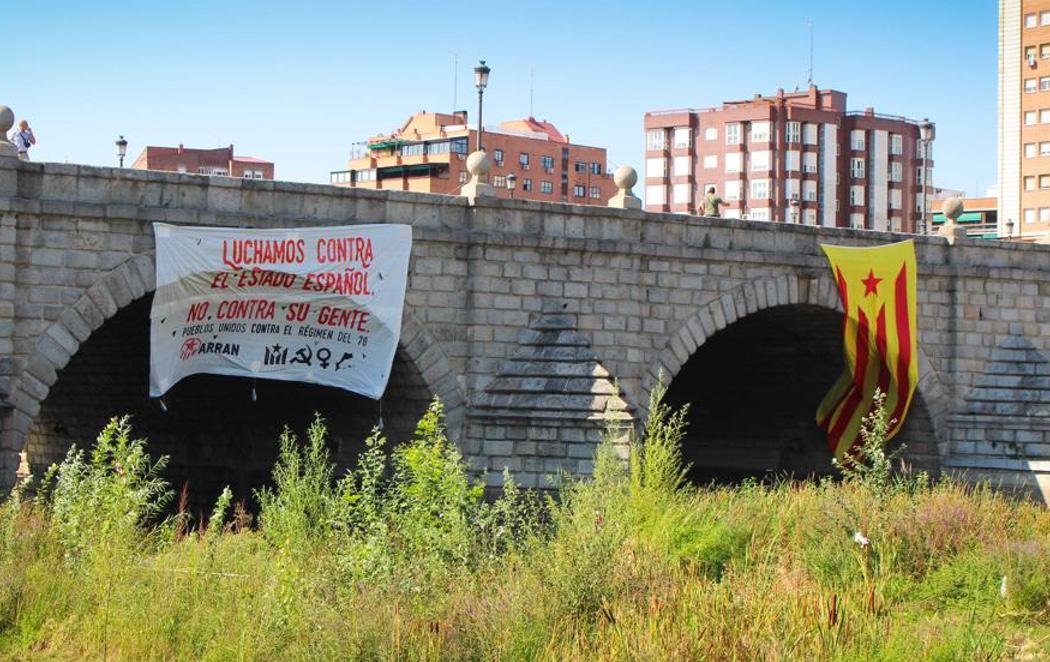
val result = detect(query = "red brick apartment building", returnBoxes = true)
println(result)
[131,145,274,180]
[332,111,617,205]
[644,86,932,232]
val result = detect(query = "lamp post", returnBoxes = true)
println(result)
[507,172,517,199]
[115,135,128,168]
[474,60,490,152]
[918,118,935,234]
[789,198,800,224]
[1006,218,1015,239]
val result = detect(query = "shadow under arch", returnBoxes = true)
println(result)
[9,253,466,507]
[662,302,940,483]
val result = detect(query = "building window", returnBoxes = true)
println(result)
[540,155,554,172]
[803,151,817,173]
[672,183,689,204]
[1043,11,1050,25]
[1042,43,1050,59]
[1027,78,1039,93]
[786,121,801,144]
[519,152,529,168]
[850,213,865,228]
[785,150,800,172]
[1041,175,1050,189]
[725,152,742,173]
[1026,111,1037,126]
[401,143,424,156]
[646,185,666,204]
[889,189,902,210]
[590,186,601,199]
[724,180,741,201]
[458,171,469,184]
[590,162,601,175]
[750,121,770,142]
[493,148,504,165]
[850,158,865,178]
[749,208,770,221]
[522,178,533,192]
[803,180,817,201]
[1026,176,1036,191]
[673,155,691,176]
[1042,109,1050,123]
[541,181,552,194]
[493,175,507,188]
[703,154,717,169]
[850,185,865,206]
[1042,208,1050,223]
[574,160,586,173]
[804,209,817,224]
[1027,13,1038,28]
[726,123,741,145]
[673,127,691,148]
[751,150,770,171]
[750,179,770,199]
[451,138,468,154]
[803,123,818,145]
[1027,45,1038,61]
[890,134,902,155]
[784,178,800,201]
[646,129,665,151]
[646,157,667,178]
[1042,142,1050,156]
[1026,143,1037,158]
[1041,77,1050,91]
[890,162,902,182]
[704,127,717,141]
[572,184,585,197]
[850,130,866,151]
[1024,208,1035,224]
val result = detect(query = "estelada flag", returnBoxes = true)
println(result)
[816,240,919,459]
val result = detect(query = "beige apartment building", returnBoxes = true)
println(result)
[644,86,932,232]
[999,0,1050,241]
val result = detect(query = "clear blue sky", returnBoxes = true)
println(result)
[11,0,995,195]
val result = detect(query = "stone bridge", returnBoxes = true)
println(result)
[1,157,1048,504]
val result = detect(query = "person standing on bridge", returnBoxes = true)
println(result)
[702,186,724,218]
[10,120,35,161]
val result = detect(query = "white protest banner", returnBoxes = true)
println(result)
[149,223,412,400]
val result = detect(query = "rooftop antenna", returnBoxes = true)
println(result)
[451,52,458,113]
[807,21,814,86]
[530,67,535,118]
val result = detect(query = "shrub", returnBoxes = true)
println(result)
[37,416,171,557]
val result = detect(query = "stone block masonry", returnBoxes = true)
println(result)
[1,157,1050,501]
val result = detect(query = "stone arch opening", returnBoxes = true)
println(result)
[662,303,939,484]
[23,294,434,512]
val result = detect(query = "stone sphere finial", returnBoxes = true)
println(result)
[613,165,637,190]
[466,150,491,176]
[941,196,964,221]
[0,106,13,134]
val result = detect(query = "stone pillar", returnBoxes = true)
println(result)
[937,197,967,246]
[460,150,494,204]
[0,107,14,159]
[607,165,641,210]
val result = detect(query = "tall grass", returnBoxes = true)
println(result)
[0,387,1048,659]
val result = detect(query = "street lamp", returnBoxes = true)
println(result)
[1006,218,1015,239]
[789,198,800,224]
[474,60,490,152]
[918,118,935,234]
[115,135,128,168]
[507,172,517,199]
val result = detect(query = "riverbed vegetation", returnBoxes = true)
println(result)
[1,387,1048,660]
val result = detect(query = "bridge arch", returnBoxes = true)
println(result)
[5,254,465,505]
[641,273,950,482]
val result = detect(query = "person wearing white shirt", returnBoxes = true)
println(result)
[10,120,35,161]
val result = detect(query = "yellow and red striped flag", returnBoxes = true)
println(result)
[816,240,919,460]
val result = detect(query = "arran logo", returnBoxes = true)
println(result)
[180,337,202,360]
